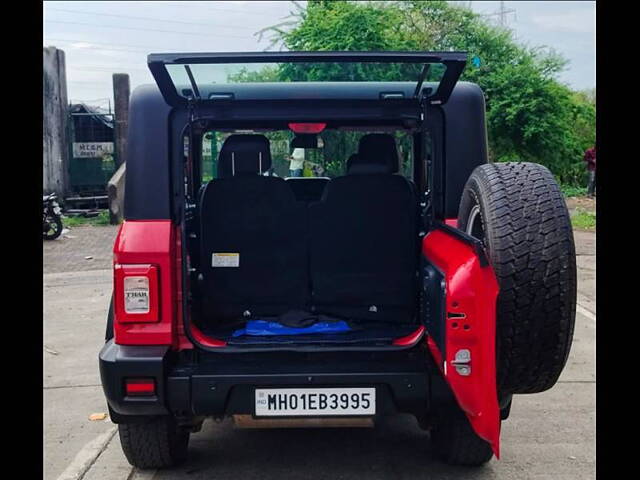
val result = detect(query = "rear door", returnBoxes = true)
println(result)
[422,224,501,457]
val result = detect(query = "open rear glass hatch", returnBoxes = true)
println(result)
[147,51,467,106]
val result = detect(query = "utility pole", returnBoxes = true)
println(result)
[43,46,70,198]
[112,73,130,168]
[480,1,516,30]
[110,73,130,224]
[499,1,515,27]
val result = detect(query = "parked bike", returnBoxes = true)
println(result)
[43,193,63,240]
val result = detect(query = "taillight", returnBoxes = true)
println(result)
[114,264,160,323]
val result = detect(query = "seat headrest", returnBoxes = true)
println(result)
[350,133,399,175]
[217,134,272,178]
[345,154,360,174]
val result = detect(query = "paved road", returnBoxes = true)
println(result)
[44,226,595,480]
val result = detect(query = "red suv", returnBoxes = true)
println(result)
[99,51,576,469]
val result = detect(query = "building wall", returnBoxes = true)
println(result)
[43,47,69,196]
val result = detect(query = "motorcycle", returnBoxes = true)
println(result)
[43,193,63,240]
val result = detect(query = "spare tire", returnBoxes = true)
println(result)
[457,162,576,395]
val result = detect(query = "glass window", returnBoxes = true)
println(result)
[199,128,414,182]
[165,61,446,99]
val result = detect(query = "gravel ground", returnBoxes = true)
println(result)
[43,225,119,274]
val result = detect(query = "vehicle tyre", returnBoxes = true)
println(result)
[431,408,494,466]
[105,295,114,341]
[43,215,63,240]
[119,416,189,469]
[457,162,576,395]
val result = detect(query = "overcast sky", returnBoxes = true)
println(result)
[43,1,595,109]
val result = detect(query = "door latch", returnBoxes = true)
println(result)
[451,349,471,376]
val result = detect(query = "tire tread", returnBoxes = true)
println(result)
[119,417,188,469]
[458,162,577,395]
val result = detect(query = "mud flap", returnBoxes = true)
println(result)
[422,226,501,457]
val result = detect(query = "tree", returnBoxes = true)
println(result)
[260,0,595,185]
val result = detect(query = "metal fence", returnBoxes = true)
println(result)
[67,108,117,196]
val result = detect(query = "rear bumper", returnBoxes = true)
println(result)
[99,341,452,422]
[99,341,171,417]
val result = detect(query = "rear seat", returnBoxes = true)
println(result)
[199,135,309,322]
[308,134,418,323]
[285,177,330,204]
[199,133,418,326]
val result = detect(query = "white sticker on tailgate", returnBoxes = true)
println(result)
[212,253,239,267]
[255,388,376,416]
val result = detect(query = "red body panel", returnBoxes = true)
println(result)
[444,218,458,228]
[392,326,425,346]
[422,228,501,457]
[113,220,192,349]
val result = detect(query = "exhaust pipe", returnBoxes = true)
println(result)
[233,415,374,429]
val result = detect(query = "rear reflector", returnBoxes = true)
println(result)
[125,378,156,396]
[288,122,326,134]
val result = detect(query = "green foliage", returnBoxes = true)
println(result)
[63,211,111,227]
[227,65,281,83]
[571,208,596,230]
[560,184,587,198]
[260,0,595,186]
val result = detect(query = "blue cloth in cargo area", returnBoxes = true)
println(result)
[232,319,352,337]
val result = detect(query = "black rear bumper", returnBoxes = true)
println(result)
[99,341,452,423]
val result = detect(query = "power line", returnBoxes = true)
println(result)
[45,37,192,52]
[44,41,151,55]
[46,7,262,31]
[66,64,150,73]
[45,20,250,39]
[157,1,281,17]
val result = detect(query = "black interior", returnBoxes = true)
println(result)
[309,134,418,324]
[193,132,421,346]
[199,135,308,322]
[285,177,330,204]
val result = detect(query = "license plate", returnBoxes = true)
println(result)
[255,388,376,416]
